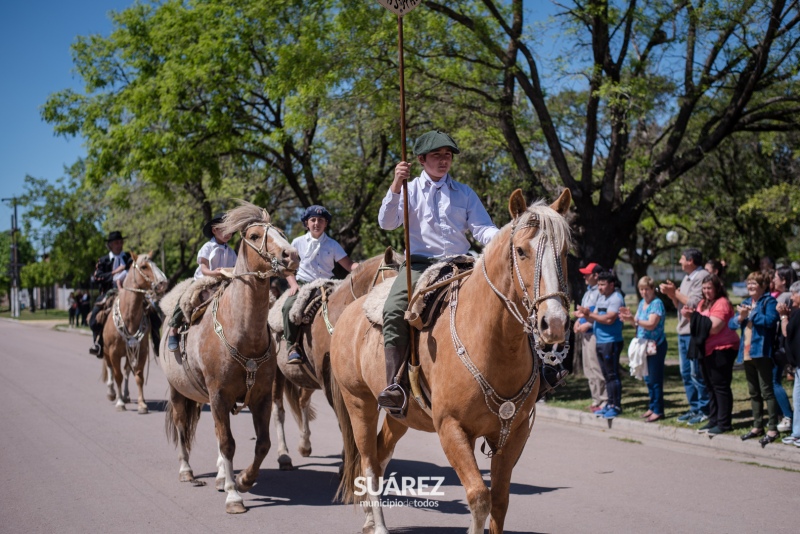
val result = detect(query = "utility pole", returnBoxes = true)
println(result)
[2,197,20,317]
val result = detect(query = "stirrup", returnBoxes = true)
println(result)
[377,383,408,417]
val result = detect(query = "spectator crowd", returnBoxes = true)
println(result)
[573,249,800,450]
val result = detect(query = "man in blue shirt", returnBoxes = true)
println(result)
[577,271,625,419]
[376,130,499,412]
[574,262,607,412]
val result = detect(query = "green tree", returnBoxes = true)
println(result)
[414,0,800,274]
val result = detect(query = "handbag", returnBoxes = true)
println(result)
[646,339,657,355]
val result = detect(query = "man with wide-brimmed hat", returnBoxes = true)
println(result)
[376,130,500,413]
[88,231,132,356]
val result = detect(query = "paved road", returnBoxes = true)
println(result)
[1,319,797,533]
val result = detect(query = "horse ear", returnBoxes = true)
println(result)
[147,250,154,260]
[383,247,394,266]
[508,189,527,219]
[550,188,572,216]
[131,252,138,262]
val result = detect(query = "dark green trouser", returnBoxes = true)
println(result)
[168,302,185,329]
[744,357,779,431]
[283,281,306,345]
[382,256,438,348]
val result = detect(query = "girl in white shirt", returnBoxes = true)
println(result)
[167,214,237,352]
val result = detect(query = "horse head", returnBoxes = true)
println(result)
[217,201,300,278]
[505,188,572,349]
[128,251,169,295]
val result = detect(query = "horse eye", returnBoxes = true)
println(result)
[250,233,259,240]
[516,247,526,258]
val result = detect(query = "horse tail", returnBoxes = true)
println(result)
[284,381,317,426]
[164,388,202,452]
[331,373,361,504]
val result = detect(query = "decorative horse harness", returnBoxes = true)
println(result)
[444,212,570,455]
[208,221,286,415]
[113,257,164,371]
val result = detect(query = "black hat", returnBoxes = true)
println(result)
[106,231,125,242]
[413,130,460,156]
[301,205,332,224]
[203,213,226,239]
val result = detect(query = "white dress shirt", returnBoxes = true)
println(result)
[292,232,347,283]
[194,237,238,280]
[378,171,499,259]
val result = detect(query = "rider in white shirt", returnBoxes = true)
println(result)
[283,205,359,364]
[376,130,499,412]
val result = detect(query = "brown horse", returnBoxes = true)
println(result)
[102,252,167,414]
[156,202,299,514]
[331,189,572,534]
[272,248,402,469]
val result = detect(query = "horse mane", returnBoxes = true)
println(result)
[484,199,572,256]
[216,201,271,237]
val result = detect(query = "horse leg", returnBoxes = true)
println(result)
[438,419,491,534]
[166,385,203,484]
[122,367,131,404]
[134,364,148,414]
[235,394,272,493]
[210,399,245,514]
[343,391,387,534]
[215,444,226,492]
[377,414,408,474]
[272,370,293,471]
[105,363,116,401]
[111,358,127,411]
[488,422,532,534]
[298,388,314,457]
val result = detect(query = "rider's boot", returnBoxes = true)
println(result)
[377,345,407,414]
[287,343,305,364]
[90,332,104,359]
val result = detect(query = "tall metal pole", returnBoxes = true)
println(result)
[3,198,19,317]
[397,15,417,367]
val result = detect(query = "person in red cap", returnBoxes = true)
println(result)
[574,263,607,412]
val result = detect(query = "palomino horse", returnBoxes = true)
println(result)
[157,202,299,514]
[102,252,168,414]
[331,189,572,534]
[272,249,402,469]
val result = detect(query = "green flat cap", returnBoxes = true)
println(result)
[413,130,460,156]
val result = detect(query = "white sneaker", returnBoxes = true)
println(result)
[777,416,792,432]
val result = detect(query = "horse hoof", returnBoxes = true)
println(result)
[298,446,312,457]
[122,396,131,403]
[278,454,294,471]
[215,477,225,492]
[106,393,115,402]
[179,471,195,483]
[235,472,254,493]
[116,404,127,412]
[138,406,149,415]
[225,501,247,514]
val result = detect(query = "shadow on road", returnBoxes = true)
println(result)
[394,529,538,534]
[144,399,168,412]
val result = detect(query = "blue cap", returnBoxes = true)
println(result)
[301,205,332,224]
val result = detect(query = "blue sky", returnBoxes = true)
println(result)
[0,1,563,236]
[0,0,131,232]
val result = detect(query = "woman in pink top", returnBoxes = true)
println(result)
[685,274,740,434]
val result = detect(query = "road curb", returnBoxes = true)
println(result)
[536,404,800,466]
[54,325,93,336]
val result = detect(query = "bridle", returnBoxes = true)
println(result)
[234,222,289,280]
[482,212,571,365]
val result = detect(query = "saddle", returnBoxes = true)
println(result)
[159,274,232,326]
[362,255,475,329]
[268,279,341,336]
[93,290,119,326]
